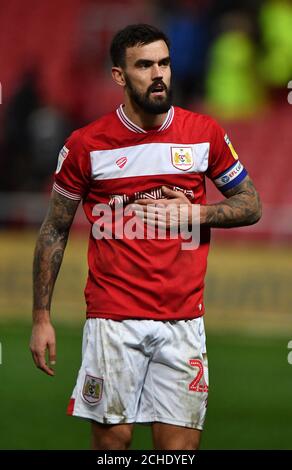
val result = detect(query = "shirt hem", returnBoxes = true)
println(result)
[86,311,205,321]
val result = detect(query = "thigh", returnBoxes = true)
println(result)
[91,422,135,450]
[152,422,201,450]
[68,319,150,424]
[137,317,208,431]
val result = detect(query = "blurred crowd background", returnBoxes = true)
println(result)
[0,0,291,241]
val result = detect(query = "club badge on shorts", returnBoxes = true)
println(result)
[171,147,193,171]
[82,374,103,405]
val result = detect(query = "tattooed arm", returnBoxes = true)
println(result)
[200,175,262,228]
[131,175,261,230]
[30,190,79,375]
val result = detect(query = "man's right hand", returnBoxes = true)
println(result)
[31,191,79,377]
[30,320,56,376]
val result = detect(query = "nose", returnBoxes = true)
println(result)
[151,63,163,81]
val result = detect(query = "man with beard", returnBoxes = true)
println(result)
[30,24,261,450]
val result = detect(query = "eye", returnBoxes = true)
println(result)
[137,62,152,69]
[160,60,170,67]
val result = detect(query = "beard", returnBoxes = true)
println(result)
[124,74,172,115]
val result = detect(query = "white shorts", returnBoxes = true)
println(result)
[67,317,209,430]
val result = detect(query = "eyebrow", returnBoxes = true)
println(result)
[134,56,171,67]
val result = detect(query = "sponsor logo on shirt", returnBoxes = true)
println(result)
[55,145,69,174]
[109,185,195,206]
[116,157,128,169]
[171,147,194,171]
[224,134,238,160]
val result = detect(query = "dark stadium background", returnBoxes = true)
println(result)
[0,0,292,450]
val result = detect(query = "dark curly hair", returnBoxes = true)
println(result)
[110,24,170,68]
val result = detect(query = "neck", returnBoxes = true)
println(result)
[123,95,168,130]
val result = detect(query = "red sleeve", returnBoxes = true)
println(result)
[206,119,247,193]
[53,130,90,200]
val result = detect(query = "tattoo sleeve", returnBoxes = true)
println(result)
[32,190,80,321]
[201,175,262,228]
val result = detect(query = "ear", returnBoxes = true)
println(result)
[112,67,126,87]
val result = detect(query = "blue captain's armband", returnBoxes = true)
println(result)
[213,161,248,192]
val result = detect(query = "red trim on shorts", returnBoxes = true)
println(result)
[67,398,75,415]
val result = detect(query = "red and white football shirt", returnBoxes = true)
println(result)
[53,105,247,321]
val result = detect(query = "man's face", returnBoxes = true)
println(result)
[123,40,172,114]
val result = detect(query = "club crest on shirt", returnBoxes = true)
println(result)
[56,145,69,174]
[82,374,103,405]
[171,147,193,171]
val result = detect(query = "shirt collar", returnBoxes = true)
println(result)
[116,104,174,134]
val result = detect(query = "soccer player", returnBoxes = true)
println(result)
[30,24,262,450]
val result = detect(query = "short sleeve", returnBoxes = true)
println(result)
[53,130,90,200]
[206,119,248,193]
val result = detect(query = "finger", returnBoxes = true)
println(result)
[31,351,40,368]
[48,342,56,366]
[133,199,155,206]
[143,217,170,230]
[130,209,161,230]
[125,203,146,216]
[162,187,189,203]
[131,205,166,218]
[142,212,168,226]
[148,219,180,231]
[161,186,180,198]
[133,198,165,205]
[136,205,166,215]
[36,351,55,376]
[139,200,183,211]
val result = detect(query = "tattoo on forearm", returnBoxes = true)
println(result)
[33,191,79,316]
[203,176,262,228]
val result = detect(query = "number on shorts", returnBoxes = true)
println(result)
[189,359,208,392]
